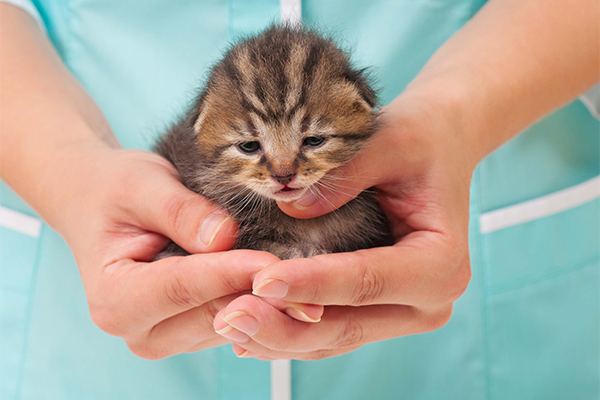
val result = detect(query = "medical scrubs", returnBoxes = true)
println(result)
[1,1,598,399]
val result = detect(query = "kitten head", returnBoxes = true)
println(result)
[192,25,378,202]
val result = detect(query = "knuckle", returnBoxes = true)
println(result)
[452,260,472,300]
[333,314,365,348]
[304,349,334,361]
[216,255,247,295]
[199,300,221,329]
[305,279,321,304]
[164,194,202,237]
[424,306,453,332]
[163,261,202,309]
[89,304,124,336]
[351,255,384,305]
[205,300,221,320]
[87,282,128,337]
[127,341,168,361]
[444,254,472,303]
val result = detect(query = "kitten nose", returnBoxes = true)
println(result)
[272,173,296,186]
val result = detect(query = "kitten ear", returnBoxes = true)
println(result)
[343,67,378,108]
[190,92,208,134]
[193,107,207,134]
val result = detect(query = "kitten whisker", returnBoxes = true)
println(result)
[320,176,375,194]
[315,180,368,201]
[314,180,374,221]
[219,186,251,207]
[311,184,340,217]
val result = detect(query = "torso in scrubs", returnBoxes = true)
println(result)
[1,1,598,399]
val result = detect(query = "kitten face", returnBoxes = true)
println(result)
[192,26,377,202]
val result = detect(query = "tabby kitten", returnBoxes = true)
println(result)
[154,25,392,260]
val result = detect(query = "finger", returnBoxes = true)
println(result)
[214,295,451,354]
[213,295,315,350]
[276,144,389,219]
[133,293,323,359]
[275,110,407,219]
[89,250,279,338]
[232,344,276,360]
[128,165,237,254]
[260,297,324,323]
[124,292,322,359]
[252,235,471,307]
[213,296,324,345]
[231,343,359,361]
[187,337,231,354]
[127,294,237,360]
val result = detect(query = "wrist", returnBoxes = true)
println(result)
[35,138,117,234]
[392,74,485,173]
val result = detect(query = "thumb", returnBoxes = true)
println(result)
[131,171,238,254]
[277,139,391,219]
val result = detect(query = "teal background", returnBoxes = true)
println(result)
[1,0,598,399]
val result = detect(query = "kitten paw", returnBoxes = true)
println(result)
[299,244,329,258]
[155,242,190,260]
[263,242,329,260]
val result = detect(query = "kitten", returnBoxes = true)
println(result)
[154,25,392,260]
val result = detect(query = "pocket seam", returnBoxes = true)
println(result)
[487,254,599,297]
[13,223,45,399]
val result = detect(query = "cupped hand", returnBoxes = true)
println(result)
[212,93,475,360]
[45,147,323,359]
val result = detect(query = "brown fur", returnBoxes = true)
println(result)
[154,25,392,259]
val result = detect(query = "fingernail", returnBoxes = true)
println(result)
[223,311,259,336]
[200,212,230,247]
[285,305,322,323]
[215,325,250,343]
[252,279,289,298]
[237,349,252,358]
[292,192,318,210]
[233,347,252,358]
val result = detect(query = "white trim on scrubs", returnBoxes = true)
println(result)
[580,83,600,120]
[280,0,302,26]
[271,358,292,400]
[479,176,600,234]
[0,205,41,238]
[0,0,46,32]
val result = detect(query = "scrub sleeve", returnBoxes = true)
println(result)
[1,1,598,399]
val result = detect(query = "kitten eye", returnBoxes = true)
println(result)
[238,141,261,153]
[301,117,310,133]
[303,136,325,147]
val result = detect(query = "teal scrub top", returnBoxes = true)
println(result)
[1,1,598,399]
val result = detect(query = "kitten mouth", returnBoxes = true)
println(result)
[276,186,301,196]
[272,186,305,201]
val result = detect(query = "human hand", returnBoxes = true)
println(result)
[0,7,303,360]
[43,147,323,359]
[212,93,474,360]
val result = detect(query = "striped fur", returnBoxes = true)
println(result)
[155,25,391,259]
